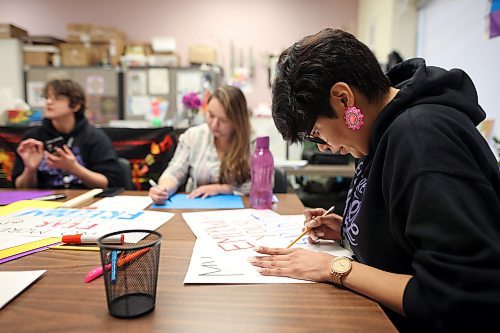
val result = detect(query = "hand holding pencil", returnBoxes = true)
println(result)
[287,206,339,248]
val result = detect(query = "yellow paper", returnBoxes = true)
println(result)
[0,200,62,216]
[0,237,61,260]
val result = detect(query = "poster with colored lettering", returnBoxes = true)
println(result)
[0,208,174,243]
[182,209,352,284]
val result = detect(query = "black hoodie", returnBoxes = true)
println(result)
[13,118,122,189]
[342,59,500,332]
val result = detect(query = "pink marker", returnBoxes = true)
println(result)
[84,263,111,283]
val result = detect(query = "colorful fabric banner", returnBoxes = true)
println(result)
[0,126,178,190]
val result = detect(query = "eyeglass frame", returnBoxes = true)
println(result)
[298,132,327,145]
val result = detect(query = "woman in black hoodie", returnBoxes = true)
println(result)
[249,28,500,332]
[13,79,121,189]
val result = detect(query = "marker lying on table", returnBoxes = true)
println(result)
[36,193,67,201]
[62,234,124,245]
[149,179,172,202]
[286,205,335,248]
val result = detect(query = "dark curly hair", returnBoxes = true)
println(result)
[271,28,390,143]
[43,79,86,119]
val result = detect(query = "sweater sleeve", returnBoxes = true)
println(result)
[396,171,500,331]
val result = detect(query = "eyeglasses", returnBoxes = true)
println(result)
[299,132,327,145]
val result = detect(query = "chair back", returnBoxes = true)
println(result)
[118,157,134,190]
[273,167,288,193]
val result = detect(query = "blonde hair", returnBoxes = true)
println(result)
[209,85,251,185]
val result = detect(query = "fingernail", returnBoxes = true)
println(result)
[305,222,313,228]
[253,247,261,252]
[247,257,257,263]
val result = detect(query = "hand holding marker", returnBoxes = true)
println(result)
[149,179,172,202]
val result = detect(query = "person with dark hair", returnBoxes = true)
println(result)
[249,28,500,332]
[13,79,121,189]
[149,85,251,203]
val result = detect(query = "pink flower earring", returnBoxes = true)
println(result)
[344,106,364,130]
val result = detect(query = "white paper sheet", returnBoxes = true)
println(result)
[0,270,46,309]
[88,196,153,211]
[0,235,47,251]
[182,209,352,284]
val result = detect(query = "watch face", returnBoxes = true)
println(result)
[332,257,351,274]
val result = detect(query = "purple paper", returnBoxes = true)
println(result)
[490,11,500,38]
[0,190,54,205]
[0,246,51,264]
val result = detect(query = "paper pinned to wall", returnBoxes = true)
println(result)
[148,68,169,95]
[127,95,150,116]
[126,70,147,95]
[26,81,45,107]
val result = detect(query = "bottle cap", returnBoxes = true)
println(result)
[255,136,269,148]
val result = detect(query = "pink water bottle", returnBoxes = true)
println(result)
[250,136,274,209]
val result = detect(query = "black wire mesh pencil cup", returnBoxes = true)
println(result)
[98,229,162,318]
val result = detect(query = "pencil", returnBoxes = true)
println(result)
[286,205,335,248]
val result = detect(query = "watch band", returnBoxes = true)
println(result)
[330,256,353,287]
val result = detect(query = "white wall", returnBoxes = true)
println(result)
[418,0,500,139]
[357,0,418,63]
[0,39,24,109]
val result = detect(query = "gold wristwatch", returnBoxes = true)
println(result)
[330,256,353,287]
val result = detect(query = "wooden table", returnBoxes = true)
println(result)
[0,190,396,333]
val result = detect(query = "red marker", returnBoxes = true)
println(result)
[62,234,124,245]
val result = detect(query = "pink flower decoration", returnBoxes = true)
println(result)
[182,92,201,109]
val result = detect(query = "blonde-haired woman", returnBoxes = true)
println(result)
[149,85,251,203]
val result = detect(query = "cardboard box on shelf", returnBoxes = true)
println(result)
[0,23,28,39]
[24,51,51,66]
[151,37,176,53]
[90,25,124,43]
[148,53,179,67]
[90,43,109,66]
[23,45,60,66]
[125,42,153,56]
[188,45,216,65]
[67,23,92,43]
[60,43,91,66]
